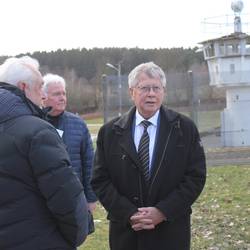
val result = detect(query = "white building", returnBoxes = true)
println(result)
[200,0,250,146]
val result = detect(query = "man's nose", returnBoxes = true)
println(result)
[59,94,66,100]
[41,92,47,101]
[148,87,156,95]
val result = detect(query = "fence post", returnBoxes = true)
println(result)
[187,70,198,126]
[102,74,108,124]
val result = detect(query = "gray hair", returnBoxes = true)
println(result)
[0,56,40,87]
[128,62,166,88]
[42,73,66,95]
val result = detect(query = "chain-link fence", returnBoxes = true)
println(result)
[101,70,223,133]
[101,70,250,166]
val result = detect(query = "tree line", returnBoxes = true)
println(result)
[0,47,205,113]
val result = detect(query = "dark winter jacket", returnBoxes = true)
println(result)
[0,82,89,250]
[50,111,97,202]
[91,106,206,250]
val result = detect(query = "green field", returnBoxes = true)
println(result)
[178,110,221,133]
[85,109,221,137]
[197,110,221,133]
[80,166,250,250]
[85,117,103,136]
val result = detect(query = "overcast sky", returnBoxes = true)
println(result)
[1,0,249,56]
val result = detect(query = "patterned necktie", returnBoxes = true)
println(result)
[138,120,151,182]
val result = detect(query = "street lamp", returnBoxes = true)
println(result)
[106,62,122,116]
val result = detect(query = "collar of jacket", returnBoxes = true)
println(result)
[0,82,48,120]
[112,105,180,133]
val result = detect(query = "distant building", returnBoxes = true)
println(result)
[200,0,250,146]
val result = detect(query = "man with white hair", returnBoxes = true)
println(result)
[0,56,89,249]
[42,73,97,229]
[91,62,206,250]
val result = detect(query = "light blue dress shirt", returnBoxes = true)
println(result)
[134,110,159,171]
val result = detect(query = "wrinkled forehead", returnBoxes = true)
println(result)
[47,82,66,92]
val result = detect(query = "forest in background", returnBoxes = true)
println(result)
[0,47,212,113]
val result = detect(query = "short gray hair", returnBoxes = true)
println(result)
[128,62,166,88]
[0,56,40,87]
[42,73,66,95]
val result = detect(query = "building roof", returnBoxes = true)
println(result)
[199,32,250,44]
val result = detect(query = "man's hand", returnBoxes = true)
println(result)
[130,207,166,231]
[88,202,97,213]
[130,211,154,231]
[137,207,166,226]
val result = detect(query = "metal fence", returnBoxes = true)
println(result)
[100,71,250,166]
[101,70,223,129]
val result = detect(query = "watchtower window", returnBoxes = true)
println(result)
[246,42,250,54]
[230,64,235,74]
[226,43,240,55]
[219,43,225,55]
[205,44,215,58]
[215,65,219,74]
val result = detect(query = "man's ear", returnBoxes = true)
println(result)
[17,82,27,91]
[129,88,135,102]
[129,87,134,98]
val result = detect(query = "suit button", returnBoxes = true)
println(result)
[133,196,139,201]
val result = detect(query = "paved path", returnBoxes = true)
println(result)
[201,134,250,167]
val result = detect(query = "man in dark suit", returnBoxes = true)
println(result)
[91,62,206,250]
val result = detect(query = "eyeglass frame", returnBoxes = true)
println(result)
[134,85,165,94]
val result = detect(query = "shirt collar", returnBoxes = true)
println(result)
[135,110,159,127]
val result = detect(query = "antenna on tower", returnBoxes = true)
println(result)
[201,0,249,40]
[231,0,244,33]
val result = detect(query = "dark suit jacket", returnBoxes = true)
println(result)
[91,106,206,250]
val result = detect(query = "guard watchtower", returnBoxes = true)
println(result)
[200,0,250,146]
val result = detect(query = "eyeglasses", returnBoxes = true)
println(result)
[136,85,163,94]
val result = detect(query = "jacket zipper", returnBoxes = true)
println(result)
[148,121,178,196]
[138,174,144,206]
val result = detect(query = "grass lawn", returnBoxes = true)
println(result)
[85,109,221,137]
[80,166,250,250]
[197,110,221,133]
[178,110,221,133]
[85,117,103,136]
[85,117,103,125]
